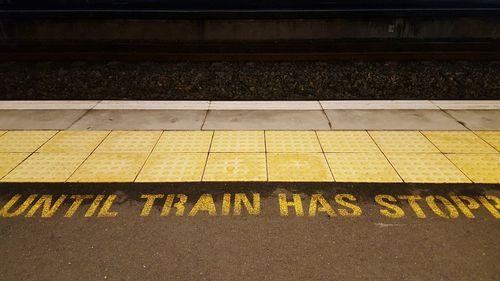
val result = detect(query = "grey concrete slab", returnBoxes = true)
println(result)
[202,110,331,130]
[446,110,500,130]
[320,100,438,109]
[325,109,467,130]
[69,110,206,130]
[0,110,87,129]
[0,101,99,110]
[432,100,500,110]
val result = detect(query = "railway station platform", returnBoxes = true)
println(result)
[0,100,498,184]
[1,100,499,281]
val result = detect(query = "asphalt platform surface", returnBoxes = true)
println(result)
[0,183,499,281]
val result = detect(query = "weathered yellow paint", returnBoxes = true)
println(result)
[308,194,336,217]
[1,192,500,219]
[335,194,362,217]
[65,195,94,218]
[398,195,427,218]
[278,193,304,216]
[222,193,231,216]
[85,195,104,217]
[450,195,480,219]
[234,193,260,216]
[478,195,500,218]
[140,194,164,217]
[25,195,67,218]
[0,194,37,218]
[161,194,187,216]
[97,195,119,217]
[375,195,405,218]
[425,196,459,219]
[188,194,217,216]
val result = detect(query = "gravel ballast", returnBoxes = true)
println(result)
[0,61,499,100]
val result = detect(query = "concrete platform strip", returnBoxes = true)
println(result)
[2,100,500,110]
[1,100,499,131]
[0,130,498,183]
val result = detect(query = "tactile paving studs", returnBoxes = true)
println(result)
[210,131,265,152]
[39,131,109,153]
[2,153,88,182]
[474,131,500,151]
[325,152,402,183]
[317,131,380,152]
[0,153,30,178]
[266,131,322,152]
[267,153,333,182]
[423,131,497,154]
[203,153,267,181]
[385,153,470,183]
[136,153,207,182]
[154,131,213,152]
[0,130,57,152]
[96,131,161,153]
[369,131,439,153]
[68,152,149,182]
[447,154,500,183]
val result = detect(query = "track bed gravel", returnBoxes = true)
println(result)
[1,61,498,100]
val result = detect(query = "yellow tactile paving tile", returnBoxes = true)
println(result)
[0,131,6,137]
[369,131,439,153]
[266,131,322,152]
[446,154,500,184]
[68,152,149,182]
[325,152,402,183]
[422,131,497,154]
[154,131,213,152]
[474,131,500,151]
[0,130,57,152]
[38,131,109,153]
[203,153,267,181]
[96,131,162,153]
[136,153,207,182]
[385,153,470,183]
[210,131,265,152]
[0,153,30,178]
[267,153,333,182]
[2,153,88,182]
[317,131,380,152]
